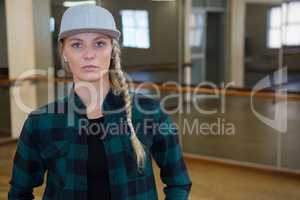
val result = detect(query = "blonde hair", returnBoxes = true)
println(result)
[59,38,146,170]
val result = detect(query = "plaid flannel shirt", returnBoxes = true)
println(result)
[8,84,192,200]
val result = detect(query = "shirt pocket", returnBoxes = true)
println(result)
[40,140,70,188]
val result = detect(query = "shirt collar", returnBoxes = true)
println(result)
[67,82,125,116]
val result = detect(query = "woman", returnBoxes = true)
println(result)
[8,4,192,200]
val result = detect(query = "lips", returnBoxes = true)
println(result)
[82,65,99,71]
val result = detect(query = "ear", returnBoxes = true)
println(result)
[62,54,67,62]
[60,41,67,62]
[61,50,67,62]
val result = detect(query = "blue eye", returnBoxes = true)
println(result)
[96,41,105,48]
[71,43,81,48]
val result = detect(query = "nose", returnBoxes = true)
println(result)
[83,47,96,60]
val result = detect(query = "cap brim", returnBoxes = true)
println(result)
[58,28,121,41]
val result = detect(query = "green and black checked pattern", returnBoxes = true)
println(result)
[8,85,192,200]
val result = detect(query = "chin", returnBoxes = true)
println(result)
[76,73,106,82]
[80,76,102,82]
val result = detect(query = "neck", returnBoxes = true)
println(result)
[73,75,110,118]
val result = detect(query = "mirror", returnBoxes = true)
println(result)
[181,0,300,173]
[244,2,282,88]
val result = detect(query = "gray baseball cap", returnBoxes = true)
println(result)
[58,4,121,41]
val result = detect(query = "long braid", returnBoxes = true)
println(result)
[109,39,146,170]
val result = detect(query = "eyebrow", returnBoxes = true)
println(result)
[93,36,109,40]
[68,38,82,42]
[68,36,109,42]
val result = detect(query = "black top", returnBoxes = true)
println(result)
[86,116,111,200]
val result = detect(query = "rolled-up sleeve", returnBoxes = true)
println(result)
[150,103,192,200]
[8,114,45,200]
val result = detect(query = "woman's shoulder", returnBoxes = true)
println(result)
[28,96,67,120]
[18,97,69,150]
[130,91,169,124]
[131,91,161,112]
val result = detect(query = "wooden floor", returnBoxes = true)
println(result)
[1,142,300,200]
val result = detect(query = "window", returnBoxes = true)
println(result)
[50,17,55,33]
[282,2,300,46]
[189,12,205,48]
[267,7,281,48]
[267,2,300,48]
[120,10,150,49]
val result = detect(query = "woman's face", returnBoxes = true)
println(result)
[62,32,113,82]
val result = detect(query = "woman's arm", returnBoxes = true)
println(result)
[8,114,46,200]
[150,104,192,200]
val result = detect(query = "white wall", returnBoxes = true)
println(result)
[5,0,54,138]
